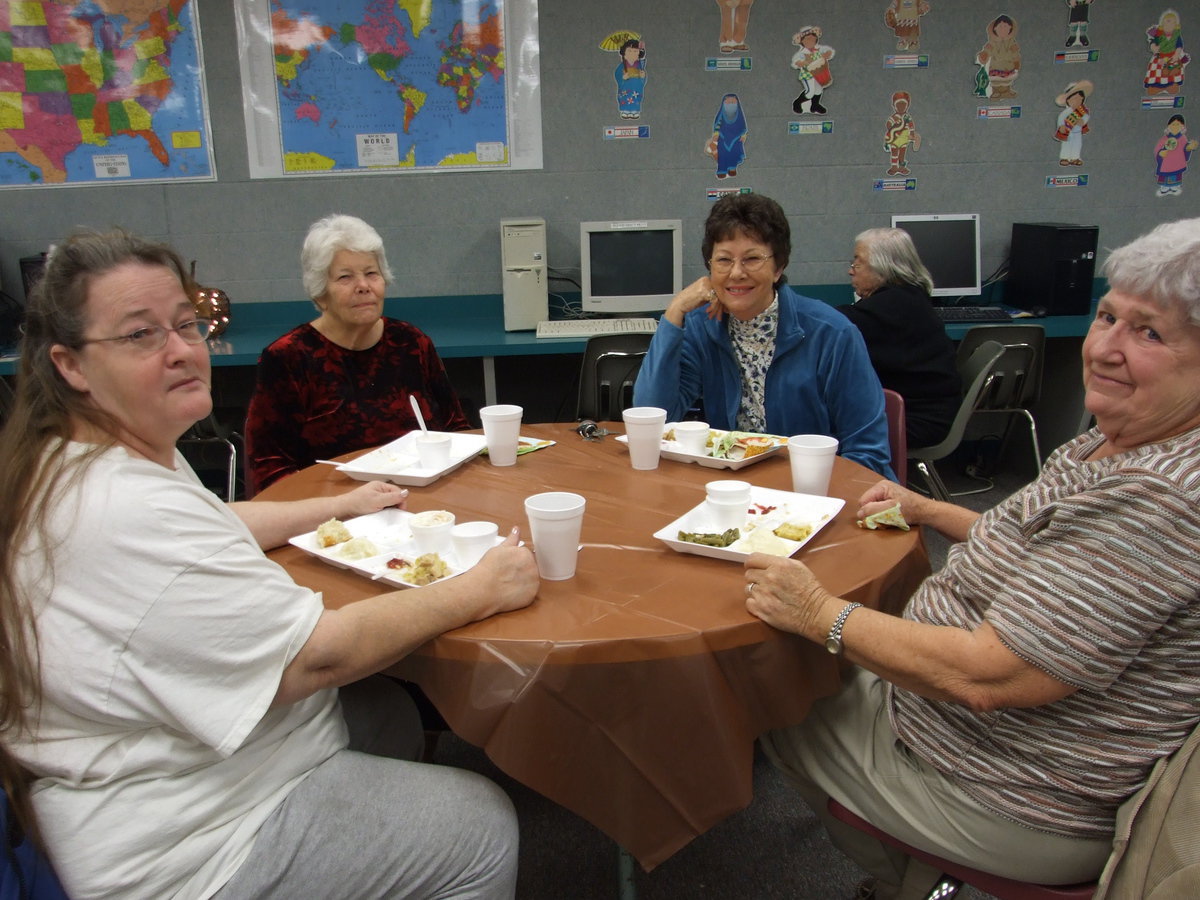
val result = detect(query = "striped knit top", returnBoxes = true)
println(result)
[890,424,1200,838]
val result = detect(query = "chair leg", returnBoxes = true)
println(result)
[1017,409,1042,472]
[914,460,950,502]
[224,439,238,503]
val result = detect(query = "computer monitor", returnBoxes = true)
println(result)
[889,213,982,299]
[580,219,683,315]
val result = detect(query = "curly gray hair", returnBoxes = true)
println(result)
[300,214,394,302]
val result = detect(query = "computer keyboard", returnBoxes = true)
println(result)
[933,305,1012,323]
[536,317,659,339]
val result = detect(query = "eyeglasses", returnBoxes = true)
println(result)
[81,319,214,353]
[709,253,773,274]
[848,262,861,272]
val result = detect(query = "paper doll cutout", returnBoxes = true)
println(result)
[600,31,647,119]
[884,91,920,175]
[716,0,755,54]
[791,26,835,115]
[1145,10,1190,95]
[1155,114,1198,195]
[1054,80,1092,166]
[1065,0,1093,48]
[707,93,748,179]
[884,0,930,52]
[974,15,1021,100]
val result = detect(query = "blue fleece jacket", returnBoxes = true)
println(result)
[633,284,896,479]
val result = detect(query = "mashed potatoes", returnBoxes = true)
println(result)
[736,526,794,556]
[337,536,379,560]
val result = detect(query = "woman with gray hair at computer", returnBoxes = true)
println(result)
[840,227,961,448]
[245,213,469,493]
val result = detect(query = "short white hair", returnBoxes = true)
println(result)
[1103,218,1200,325]
[300,214,393,301]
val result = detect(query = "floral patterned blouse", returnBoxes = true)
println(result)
[728,294,779,432]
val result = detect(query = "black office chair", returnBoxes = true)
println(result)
[178,414,241,502]
[954,324,1045,475]
[909,340,1006,502]
[575,333,653,422]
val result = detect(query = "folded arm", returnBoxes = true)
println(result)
[744,553,1073,711]
[230,481,408,550]
[273,531,538,706]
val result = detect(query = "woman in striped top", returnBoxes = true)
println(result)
[744,217,1200,900]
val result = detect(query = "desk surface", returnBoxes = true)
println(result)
[0,293,1095,377]
[260,423,930,869]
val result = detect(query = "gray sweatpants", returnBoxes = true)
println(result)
[213,676,518,899]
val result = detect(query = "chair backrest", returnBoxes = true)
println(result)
[1094,719,1200,898]
[178,414,241,502]
[576,333,653,421]
[882,389,907,485]
[909,339,1006,459]
[955,324,1046,410]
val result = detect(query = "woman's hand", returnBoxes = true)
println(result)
[663,275,724,327]
[339,481,409,518]
[857,478,935,527]
[857,479,981,544]
[743,553,839,640]
[458,527,539,619]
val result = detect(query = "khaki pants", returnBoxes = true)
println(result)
[761,668,1112,899]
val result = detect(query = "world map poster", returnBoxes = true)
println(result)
[0,0,215,188]
[237,0,542,179]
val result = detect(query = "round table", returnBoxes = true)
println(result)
[261,422,930,870]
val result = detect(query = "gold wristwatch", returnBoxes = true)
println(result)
[824,602,863,655]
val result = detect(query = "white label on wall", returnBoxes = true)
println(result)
[355,133,400,167]
[92,154,131,178]
[477,142,505,162]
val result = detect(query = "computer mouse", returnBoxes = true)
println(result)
[1031,306,1048,318]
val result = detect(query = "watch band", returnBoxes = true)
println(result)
[824,602,863,655]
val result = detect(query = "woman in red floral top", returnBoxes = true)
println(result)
[245,214,469,493]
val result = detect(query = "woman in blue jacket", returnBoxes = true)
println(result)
[634,193,894,478]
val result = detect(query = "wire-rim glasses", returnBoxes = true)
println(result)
[81,319,214,353]
[709,253,774,274]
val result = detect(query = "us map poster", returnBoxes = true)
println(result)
[0,0,215,189]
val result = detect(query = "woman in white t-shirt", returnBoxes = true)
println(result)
[0,228,538,900]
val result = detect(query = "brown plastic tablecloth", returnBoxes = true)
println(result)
[260,422,930,870]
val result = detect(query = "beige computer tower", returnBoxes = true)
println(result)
[501,217,548,331]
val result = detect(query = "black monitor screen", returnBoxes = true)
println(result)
[589,229,676,297]
[891,214,981,298]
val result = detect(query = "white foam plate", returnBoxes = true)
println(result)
[616,425,788,470]
[336,432,488,486]
[288,508,502,588]
[653,486,844,562]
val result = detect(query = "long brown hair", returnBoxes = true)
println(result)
[0,228,194,847]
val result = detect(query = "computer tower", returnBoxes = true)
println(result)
[1007,223,1098,316]
[500,218,548,331]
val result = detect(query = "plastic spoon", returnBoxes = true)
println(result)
[410,395,428,434]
